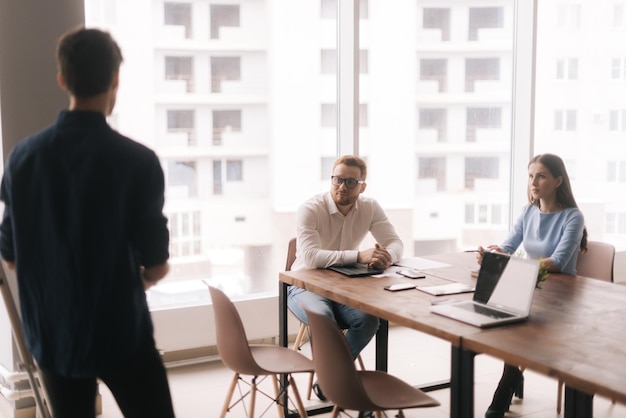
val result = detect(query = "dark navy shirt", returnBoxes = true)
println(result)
[0,110,169,378]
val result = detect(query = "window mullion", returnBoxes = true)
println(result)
[337,0,359,156]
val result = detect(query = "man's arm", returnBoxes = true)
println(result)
[366,201,404,267]
[142,263,169,290]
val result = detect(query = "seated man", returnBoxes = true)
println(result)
[287,154,403,401]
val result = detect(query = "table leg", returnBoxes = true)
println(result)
[375,319,389,371]
[451,346,475,418]
[279,281,289,416]
[564,386,593,418]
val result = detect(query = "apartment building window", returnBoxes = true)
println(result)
[612,57,626,79]
[610,110,626,131]
[465,157,498,190]
[557,4,581,28]
[213,160,222,195]
[169,211,202,257]
[465,58,499,92]
[419,108,447,142]
[210,5,239,39]
[422,8,450,41]
[320,49,368,75]
[168,161,197,198]
[554,109,577,131]
[418,157,446,191]
[320,103,366,127]
[420,58,447,92]
[321,49,336,74]
[557,58,578,80]
[360,50,369,74]
[359,104,368,127]
[321,103,337,127]
[468,7,504,41]
[321,157,335,180]
[321,0,369,20]
[465,203,503,224]
[213,110,241,145]
[226,160,243,181]
[606,212,626,234]
[466,107,501,142]
[210,57,240,93]
[165,56,193,92]
[164,2,192,38]
[615,4,626,27]
[606,161,626,182]
[167,110,195,145]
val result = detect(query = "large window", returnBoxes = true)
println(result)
[77,0,626,306]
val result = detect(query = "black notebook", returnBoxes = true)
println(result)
[327,263,384,277]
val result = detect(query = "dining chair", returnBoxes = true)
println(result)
[305,309,440,417]
[285,237,366,400]
[553,240,615,413]
[207,284,313,418]
[518,240,616,414]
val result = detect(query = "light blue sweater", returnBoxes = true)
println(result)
[500,205,585,276]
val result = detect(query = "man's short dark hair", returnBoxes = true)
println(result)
[56,28,123,98]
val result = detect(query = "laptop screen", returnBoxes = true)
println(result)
[474,251,510,303]
[488,255,539,314]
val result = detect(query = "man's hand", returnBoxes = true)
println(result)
[141,263,170,290]
[358,243,392,270]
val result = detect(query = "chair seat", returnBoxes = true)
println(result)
[359,371,440,410]
[250,345,315,374]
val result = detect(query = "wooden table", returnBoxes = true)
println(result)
[279,252,626,417]
[461,273,626,418]
[279,252,483,418]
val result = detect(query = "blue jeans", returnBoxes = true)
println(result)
[288,286,379,359]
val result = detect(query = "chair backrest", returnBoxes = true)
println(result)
[306,309,378,411]
[285,237,297,271]
[576,241,615,282]
[207,285,265,376]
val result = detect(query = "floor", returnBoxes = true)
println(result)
[93,326,626,418]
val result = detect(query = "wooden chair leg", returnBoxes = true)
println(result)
[289,375,309,418]
[557,379,564,414]
[307,371,314,400]
[374,411,382,418]
[271,375,285,418]
[356,354,365,370]
[293,322,307,351]
[221,373,239,418]
[249,378,257,418]
[331,405,340,418]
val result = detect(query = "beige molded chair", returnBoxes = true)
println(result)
[553,240,616,413]
[207,284,313,418]
[285,238,366,400]
[306,309,440,417]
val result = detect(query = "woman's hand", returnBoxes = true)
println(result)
[476,245,505,265]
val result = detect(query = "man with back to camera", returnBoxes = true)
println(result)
[0,28,175,417]
[287,155,403,406]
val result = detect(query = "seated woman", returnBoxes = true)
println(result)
[476,153,587,418]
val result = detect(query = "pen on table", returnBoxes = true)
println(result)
[463,249,481,253]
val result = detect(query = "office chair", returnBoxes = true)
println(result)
[517,241,616,414]
[554,240,615,413]
[207,284,313,418]
[285,237,366,400]
[305,309,440,417]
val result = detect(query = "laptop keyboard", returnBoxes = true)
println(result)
[457,303,515,319]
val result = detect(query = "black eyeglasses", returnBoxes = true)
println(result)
[331,176,365,189]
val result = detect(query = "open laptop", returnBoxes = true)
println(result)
[429,251,540,328]
[327,263,384,277]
